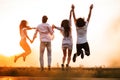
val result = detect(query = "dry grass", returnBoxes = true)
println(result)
[0,67,120,78]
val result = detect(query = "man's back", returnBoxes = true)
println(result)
[37,23,53,42]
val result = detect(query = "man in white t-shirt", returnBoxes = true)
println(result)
[71,4,93,62]
[32,15,54,71]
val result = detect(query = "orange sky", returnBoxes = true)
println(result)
[0,0,120,68]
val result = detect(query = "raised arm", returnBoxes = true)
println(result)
[69,9,72,21]
[87,4,93,22]
[71,4,77,23]
[69,8,73,27]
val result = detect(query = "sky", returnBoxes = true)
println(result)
[0,0,120,68]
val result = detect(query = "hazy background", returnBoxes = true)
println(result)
[0,0,120,68]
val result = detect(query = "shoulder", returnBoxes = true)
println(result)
[85,21,89,27]
[37,24,43,28]
[61,27,64,31]
[45,23,51,27]
[37,24,42,27]
[40,23,50,27]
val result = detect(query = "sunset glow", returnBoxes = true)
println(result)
[0,0,120,68]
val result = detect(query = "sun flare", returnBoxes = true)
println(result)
[0,0,120,67]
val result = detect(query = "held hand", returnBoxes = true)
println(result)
[29,39,32,43]
[32,27,36,29]
[30,39,33,43]
[28,38,33,43]
[52,25,56,29]
[71,4,75,10]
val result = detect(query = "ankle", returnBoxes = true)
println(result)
[61,64,64,70]
[48,65,51,71]
[66,64,69,67]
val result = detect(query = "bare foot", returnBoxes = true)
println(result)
[14,56,18,63]
[23,56,26,62]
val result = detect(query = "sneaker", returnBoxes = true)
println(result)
[81,52,84,59]
[66,64,69,71]
[61,64,64,71]
[41,66,44,71]
[85,51,90,56]
[48,65,51,71]
[73,53,77,62]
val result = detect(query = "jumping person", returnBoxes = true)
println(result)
[14,20,34,62]
[52,9,73,70]
[72,4,93,62]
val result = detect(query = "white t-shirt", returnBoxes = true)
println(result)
[76,21,88,44]
[36,23,54,42]
[55,26,73,45]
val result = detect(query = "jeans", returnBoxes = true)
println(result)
[76,42,90,56]
[40,42,51,67]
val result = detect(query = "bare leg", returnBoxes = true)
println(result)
[14,52,26,63]
[62,49,67,64]
[14,40,31,63]
[61,48,67,70]
[66,49,72,71]
[67,49,72,65]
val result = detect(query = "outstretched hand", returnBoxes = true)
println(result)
[90,4,93,9]
[30,40,33,43]
[29,39,33,43]
[28,38,33,43]
[32,27,37,29]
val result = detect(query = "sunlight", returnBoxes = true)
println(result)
[0,0,120,67]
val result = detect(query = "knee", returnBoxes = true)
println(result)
[63,55,66,59]
[48,54,51,59]
[27,49,31,54]
[77,50,83,56]
[77,52,81,56]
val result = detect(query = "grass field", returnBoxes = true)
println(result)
[0,67,120,78]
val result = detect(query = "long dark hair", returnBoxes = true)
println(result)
[61,19,71,37]
[76,18,86,27]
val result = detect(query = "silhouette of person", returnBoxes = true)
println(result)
[14,20,34,62]
[52,9,73,70]
[32,15,54,71]
[72,4,93,62]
